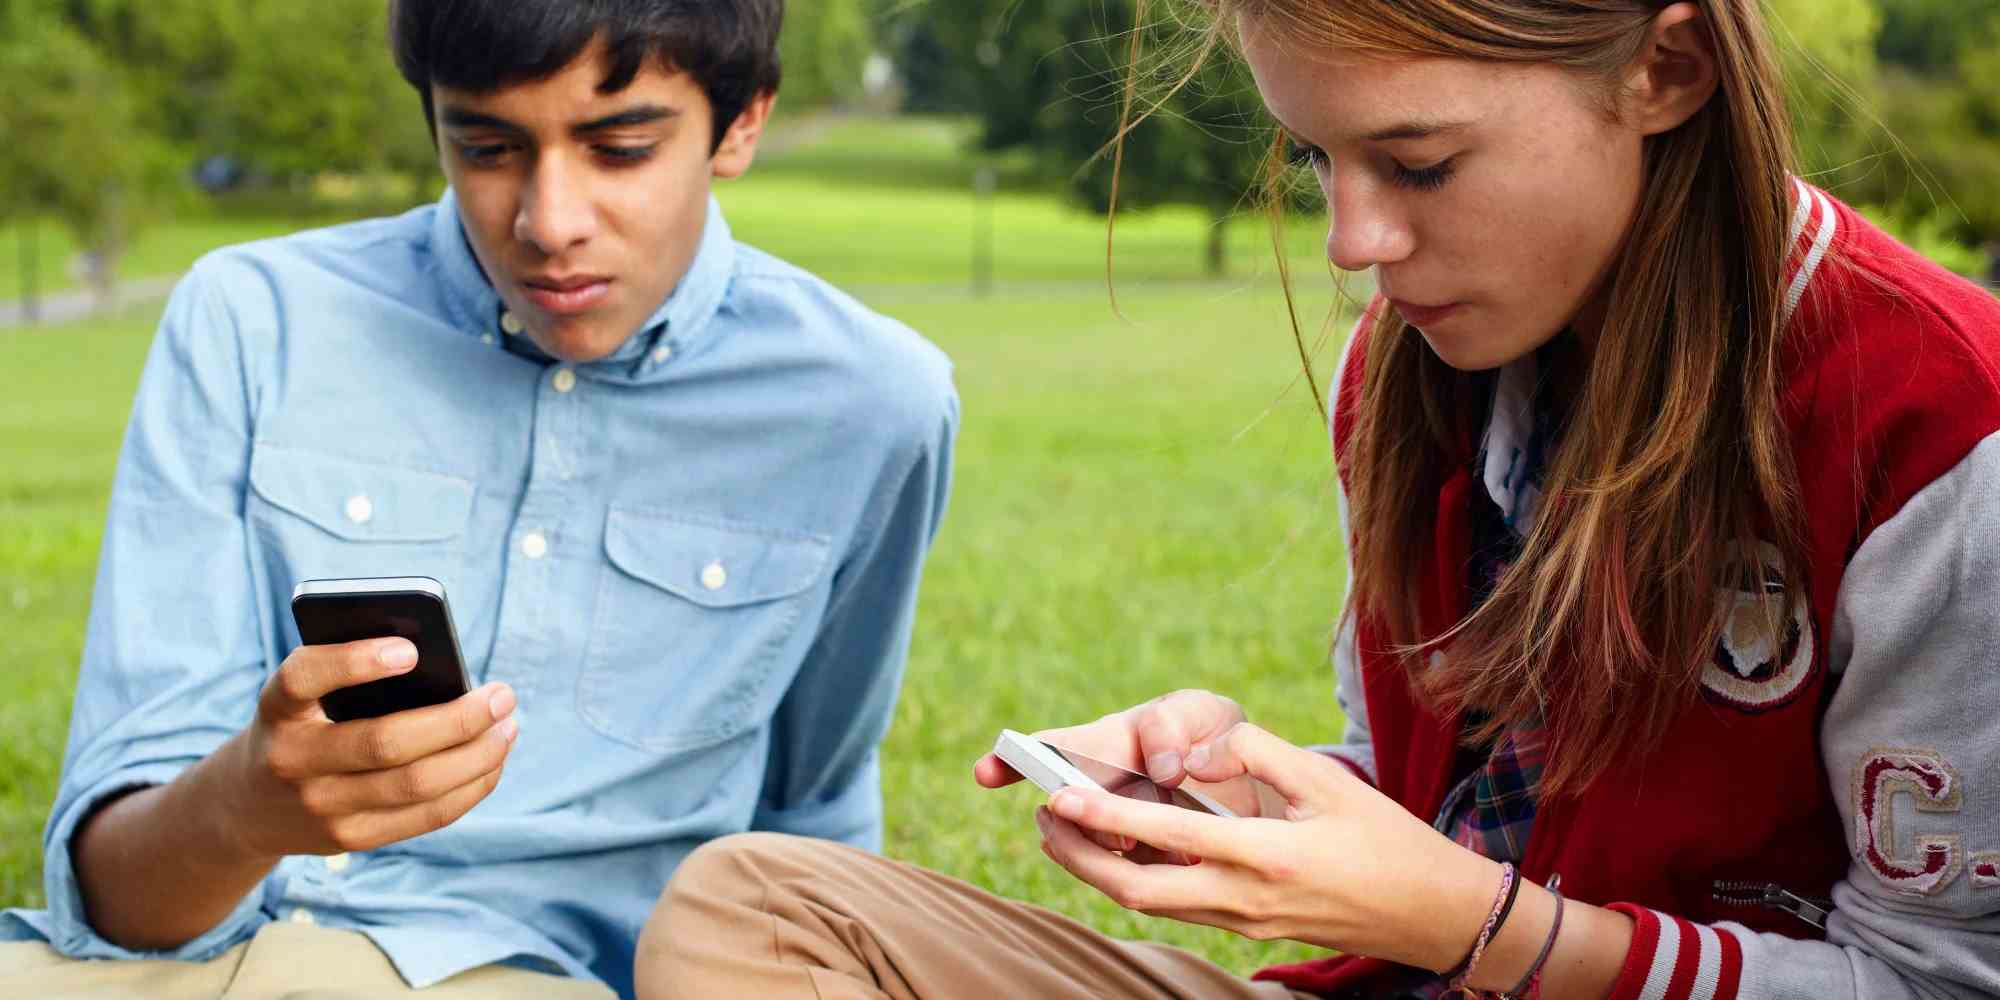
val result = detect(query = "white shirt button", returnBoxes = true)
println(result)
[701,561,728,591]
[521,531,550,560]
[500,311,525,336]
[481,333,497,346]
[289,907,316,925]
[651,345,674,365]
[324,852,351,873]
[344,495,374,526]
[552,368,578,394]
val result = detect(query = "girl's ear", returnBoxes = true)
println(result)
[1622,2,1720,136]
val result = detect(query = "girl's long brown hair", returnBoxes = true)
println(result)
[1126,0,1807,792]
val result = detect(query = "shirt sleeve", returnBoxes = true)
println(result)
[751,377,959,849]
[1603,433,2000,1000]
[1,261,279,959]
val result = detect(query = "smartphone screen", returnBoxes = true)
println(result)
[292,580,470,722]
[1039,739,1234,816]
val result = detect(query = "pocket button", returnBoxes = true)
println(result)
[521,531,550,560]
[701,560,728,591]
[344,494,374,526]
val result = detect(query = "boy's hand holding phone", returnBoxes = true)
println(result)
[213,636,518,860]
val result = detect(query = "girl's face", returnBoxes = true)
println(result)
[1240,20,1647,371]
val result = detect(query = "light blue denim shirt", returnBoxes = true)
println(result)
[1,191,957,998]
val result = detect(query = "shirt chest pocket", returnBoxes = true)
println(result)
[578,508,833,753]
[246,444,475,605]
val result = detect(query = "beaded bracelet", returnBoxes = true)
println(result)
[1446,862,1518,997]
[1499,874,1565,1000]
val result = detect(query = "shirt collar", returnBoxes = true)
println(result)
[1476,352,1546,536]
[428,188,738,385]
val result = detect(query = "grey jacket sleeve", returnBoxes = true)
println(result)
[1311,318,1377,785]
[1626,433,2000,1000]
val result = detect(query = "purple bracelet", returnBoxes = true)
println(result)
[1501,873,1565,1000]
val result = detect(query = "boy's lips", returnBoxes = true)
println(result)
[520,276,613,316]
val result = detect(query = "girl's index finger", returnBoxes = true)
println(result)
[1047,786,1247,866]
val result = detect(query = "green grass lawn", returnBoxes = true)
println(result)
[0,113,1359,975]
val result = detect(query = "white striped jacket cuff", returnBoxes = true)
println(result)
[1605,905,1753,1000]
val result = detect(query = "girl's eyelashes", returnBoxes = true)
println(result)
[1285,137,1459,193]
[1285,138,1329,169]
[1392,157,1458,192]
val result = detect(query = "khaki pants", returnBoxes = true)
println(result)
[0,921,616,999]
[638,832,1320,1000]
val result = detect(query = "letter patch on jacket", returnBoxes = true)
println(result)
[1853,747,1965,896]
[1701,542,1814,712]
[1974,854,2000,890]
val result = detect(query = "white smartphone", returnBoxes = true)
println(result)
[992,729,1238,818]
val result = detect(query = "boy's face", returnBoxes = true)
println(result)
[434,39,773,363]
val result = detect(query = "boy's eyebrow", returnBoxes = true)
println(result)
[572,105,680,133]
[439,107,525,133]
[438,104,681,135]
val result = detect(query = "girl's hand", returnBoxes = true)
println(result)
[1033,721,1500,972]
[974,689,1267,820]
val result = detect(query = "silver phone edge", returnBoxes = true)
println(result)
[292,576,447,601]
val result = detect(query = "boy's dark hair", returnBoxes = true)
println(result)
[390,0,784,151]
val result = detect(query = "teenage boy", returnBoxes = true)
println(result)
[0,2,956,997]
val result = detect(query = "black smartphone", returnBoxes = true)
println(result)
[290,576,472,722]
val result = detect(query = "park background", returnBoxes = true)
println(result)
[3,0,1998,975]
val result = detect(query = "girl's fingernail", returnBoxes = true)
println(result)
[1052,790,1085,820]
[1035,808,1051,833]
[489,684,516,720]
[1146,752,1181,783]
[1185,744,1211,770]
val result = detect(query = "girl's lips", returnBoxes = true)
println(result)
[1390,299,1462,329]
[522,279,612,316]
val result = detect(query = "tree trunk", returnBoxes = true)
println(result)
[19,219,39,325]
[1205,205,1228,277]
[91,246,119,315]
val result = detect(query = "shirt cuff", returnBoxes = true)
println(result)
[1604,903,1747,1000]
[36,762,271,961]
[750,755,884,852]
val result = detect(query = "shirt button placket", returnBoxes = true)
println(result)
[490,363,584,714]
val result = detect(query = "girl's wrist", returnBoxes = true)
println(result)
[1411,845,1512,975]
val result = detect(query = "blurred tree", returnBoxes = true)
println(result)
[217,1,435,192]
[1766,0,1880,169]
[0,9,168,308]
[56,0,435,200]
[908,1,1267,275]
[1874,0,1974,73]
[1781,0,2000,252]
[781,0,875,108]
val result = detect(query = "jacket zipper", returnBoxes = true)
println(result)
[1711,881,1832,929]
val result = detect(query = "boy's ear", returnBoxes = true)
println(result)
[712,91,778,179]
